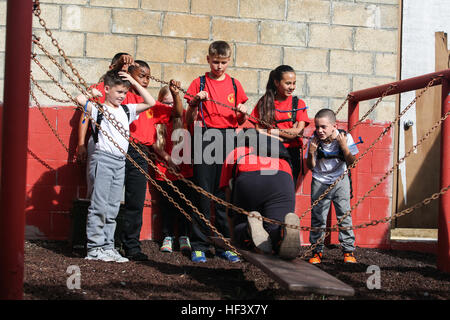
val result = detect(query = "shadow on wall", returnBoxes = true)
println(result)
[25,109,86,240]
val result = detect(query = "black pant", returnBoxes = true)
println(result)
[120,144,148,256]
[232,171,295,249]
[287,147,301,187]
[190,128,236,253]
[158,178,194,238]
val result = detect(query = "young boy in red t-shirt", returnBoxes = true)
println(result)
[184,40,248,263]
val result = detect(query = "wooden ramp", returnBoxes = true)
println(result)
[209,237,355,297]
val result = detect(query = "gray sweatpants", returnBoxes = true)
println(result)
[86,150,126,251]
[309,175,355,253]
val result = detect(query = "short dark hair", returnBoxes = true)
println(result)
[103,69,131,89]
[128,60,150,73]
[315,108,336,124]
[208,40,231,58]
[110,52,130,66]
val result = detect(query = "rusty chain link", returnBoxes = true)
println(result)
[300,107,450,258]
[30,4,449,260]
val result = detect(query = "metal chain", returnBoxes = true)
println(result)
[300,83,446,257]
[31,25,444,237]
[30,5,449,259]
[297,77,438,224]
[30,75,71,154]
[348,84,397,133]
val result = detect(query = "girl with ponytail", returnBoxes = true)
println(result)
[250,65,310,187]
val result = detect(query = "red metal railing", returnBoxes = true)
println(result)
[347,68,450,273]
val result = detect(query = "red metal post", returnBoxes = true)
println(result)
[437,79,450,273]
[348,100,359,209]
[0,0,33,299]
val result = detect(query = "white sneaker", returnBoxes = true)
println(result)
[103,248,129,263]
[85,248,114,262]
[248,211,272,254]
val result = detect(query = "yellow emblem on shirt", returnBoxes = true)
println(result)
[145,109,153,119]
[228,93,235,104]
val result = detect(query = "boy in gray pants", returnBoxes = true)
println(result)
[76,69,157,262]
[306,109,359,264]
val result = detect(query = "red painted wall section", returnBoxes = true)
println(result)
[25,106,394,249]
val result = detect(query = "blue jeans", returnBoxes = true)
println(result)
[86,150,125,251]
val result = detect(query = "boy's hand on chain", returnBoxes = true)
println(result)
[169,79,181,96]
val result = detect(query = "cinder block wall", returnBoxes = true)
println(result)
[0,0,399,245]
[0,0,399,120]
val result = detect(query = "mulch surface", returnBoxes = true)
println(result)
[23,240,450,301]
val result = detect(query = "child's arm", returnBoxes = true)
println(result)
[336,132,356,166]
[119,71,156,114]
[168,80,183,119]
[75,88,103,116]
[185,91,208,125]
[76,115,90,162]
[306,136,319,170]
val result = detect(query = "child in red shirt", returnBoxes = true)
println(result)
[250,65,310,187]
[152,86,194,254]
[219,129,301,260]
[184,41,248,263]
[122,74,183,261]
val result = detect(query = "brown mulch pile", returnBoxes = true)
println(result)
[23,240,449,301]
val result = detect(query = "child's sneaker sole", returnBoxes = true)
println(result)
[248,211,272,254]
[278,213,300,260]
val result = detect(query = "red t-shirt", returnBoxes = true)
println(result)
[219,146,292,190]
[250,96,309,148]
[129,102,173,146]
[184,73,248,128]
[155,111,193,181]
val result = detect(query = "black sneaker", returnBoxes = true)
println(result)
[126,251,148,261]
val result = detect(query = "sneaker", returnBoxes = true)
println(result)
[217,250,241,263]
[308,252,323,264]
[343,252,357,264]
[85,248,114,262]
[103,248,129,263]
[248,211,272,254]
[179,236,191,252]
[126,251,148,261]
[160,236,173,253]
[278,212,301,260]
[191,250,207,263]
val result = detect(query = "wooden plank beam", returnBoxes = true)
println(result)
[209,237,355,296]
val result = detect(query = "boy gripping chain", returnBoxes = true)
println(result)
[75,70,157,263]
[306,109,358,264]
[120,63,183,262]
[185,40,248,263]
[76,53,142,199]
[220,129,301,260]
